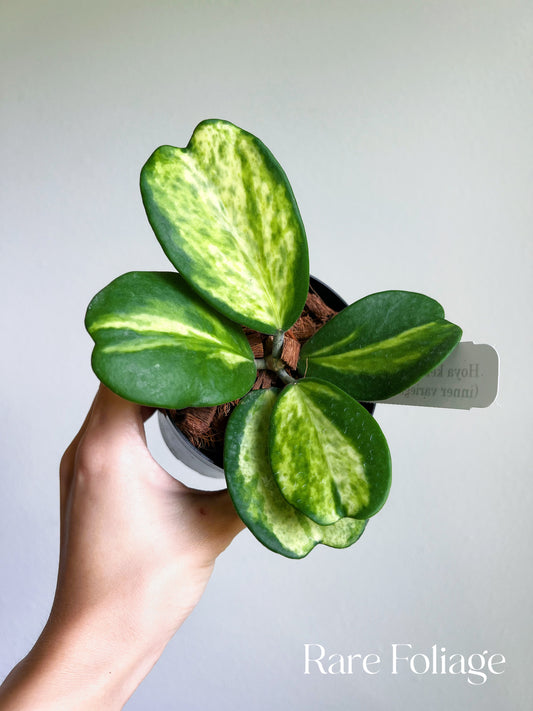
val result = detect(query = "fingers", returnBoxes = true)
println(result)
[141,405,156,424]
[88,384,148,443]
[65,384,160,492]
[60,386,152,517]
[214,490,246,538]
[192,490,246,555]
[59,397,96,521]
[60,384,245,562]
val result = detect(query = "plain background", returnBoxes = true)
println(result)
[1,1,532,709]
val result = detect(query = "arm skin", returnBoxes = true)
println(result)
[0,385,244,710]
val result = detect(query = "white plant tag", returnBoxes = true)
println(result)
[377,342,499,410]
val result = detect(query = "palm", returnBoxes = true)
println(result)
[55,385,243,638]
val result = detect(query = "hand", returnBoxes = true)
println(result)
[0,385,244,710]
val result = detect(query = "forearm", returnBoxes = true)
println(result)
[0,608,169,711]
[0,387,242,709]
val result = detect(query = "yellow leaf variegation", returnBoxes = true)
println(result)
[140,119,309,334]
[224,388,366,558]
[85,271,256,408]
[83,120,467,560]
[299,291,462,401]
[269,379,391,525]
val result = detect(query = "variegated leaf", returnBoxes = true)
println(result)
[140,119,309,334]
[298,291,462,401]
[270,379,391,525]
[85,271,256,408]
[224,388,366,559]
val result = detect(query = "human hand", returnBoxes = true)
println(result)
[0,385,244,710]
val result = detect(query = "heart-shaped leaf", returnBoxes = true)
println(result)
[298,291,462,401]
[85,271,256,408]
[140,119,309,334]
[224,388,366,559]
[269,378,391,525]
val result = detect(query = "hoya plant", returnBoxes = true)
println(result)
[86,119,462,558]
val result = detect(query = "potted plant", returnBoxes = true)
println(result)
[85,119,462,558]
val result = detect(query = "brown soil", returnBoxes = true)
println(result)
[167,286,338,465]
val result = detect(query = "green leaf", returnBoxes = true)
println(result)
[140,119,309,334]
[298,291,462,401]
[270,379,391,525]
[224,388,366,559]
[85,271,256,408]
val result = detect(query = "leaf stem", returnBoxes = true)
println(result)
[277,369,296,385]
[254,358,267,370]
[272,330,285,359]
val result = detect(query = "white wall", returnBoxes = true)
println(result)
[1,1,531,709]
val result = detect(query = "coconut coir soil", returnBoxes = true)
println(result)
[167,288,338,466]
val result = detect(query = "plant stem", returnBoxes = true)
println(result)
[271,330,285,359]
[254,358,267,370]
[277,369,296,385]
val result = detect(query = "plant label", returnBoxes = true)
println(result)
[377,342,499,410]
